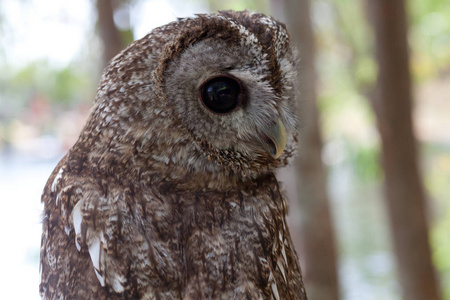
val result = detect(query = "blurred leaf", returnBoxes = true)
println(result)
[349,143,381,182]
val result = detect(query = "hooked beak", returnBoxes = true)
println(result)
[260,119,287,159]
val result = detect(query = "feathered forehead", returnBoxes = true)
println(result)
[151,11,292,96]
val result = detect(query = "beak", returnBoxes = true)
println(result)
[260,119,287,159]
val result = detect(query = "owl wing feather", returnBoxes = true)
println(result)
[70,189,128,293]
[40,156,159,298]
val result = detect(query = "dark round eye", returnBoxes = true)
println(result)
[199,76,242,114]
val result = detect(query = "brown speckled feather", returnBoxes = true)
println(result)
[40,10,307,299]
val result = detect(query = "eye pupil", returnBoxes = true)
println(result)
[200,76,241,114]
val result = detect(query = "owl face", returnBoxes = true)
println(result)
[160,13,298,179]
[164,38,292,155]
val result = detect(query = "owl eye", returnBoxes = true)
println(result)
[199,76,242,114]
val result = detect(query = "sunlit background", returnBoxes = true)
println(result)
[0,0,449,299]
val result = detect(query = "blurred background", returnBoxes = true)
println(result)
[0,0,449,299]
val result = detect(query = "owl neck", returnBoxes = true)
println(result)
[68,139,278,193]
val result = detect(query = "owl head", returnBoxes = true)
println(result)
[77,11,298,187]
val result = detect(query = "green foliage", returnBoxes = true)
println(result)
[314,0,376,92]
[409,0,450,80]
[348,143,381,182]
[0,59,97,144]
[424,144,450,299]
[120,28,135,46]
[433,211,450,300]
[206,0,269,13]
[8,60,96,106]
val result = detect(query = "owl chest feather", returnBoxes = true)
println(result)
[123,173,303,299]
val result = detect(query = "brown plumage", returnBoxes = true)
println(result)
[40,11,307,299]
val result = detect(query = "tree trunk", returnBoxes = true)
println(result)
[368,1,442,299]
[271,1,340,299]
[96,0,124,67]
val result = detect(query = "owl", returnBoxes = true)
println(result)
[39,10,307,300]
